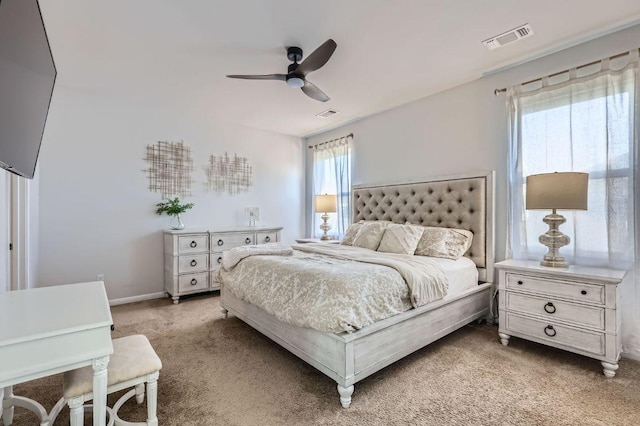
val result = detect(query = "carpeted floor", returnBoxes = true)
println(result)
[4,292,640,426]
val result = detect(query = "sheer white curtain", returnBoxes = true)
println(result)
[312,135,352,239]
[507,50,640,357]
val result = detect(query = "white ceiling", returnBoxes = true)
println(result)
[40,0,640,137]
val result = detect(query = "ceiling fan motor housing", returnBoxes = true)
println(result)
[286,59,305,88]
[286,46,303,63]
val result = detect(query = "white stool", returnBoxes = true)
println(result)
[50,334,162,426]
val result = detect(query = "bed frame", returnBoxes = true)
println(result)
[220,171,495,408]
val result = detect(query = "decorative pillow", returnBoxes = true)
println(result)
[377,223,424,255]
[352,221,389,251]
[341,222,363,245]
[414,226,474,260]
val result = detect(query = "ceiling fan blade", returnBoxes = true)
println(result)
[226,74,286,80]
[296,39,337,75]
[301,80,330,102]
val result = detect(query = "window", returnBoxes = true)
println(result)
[508,59,637,269]
[312,135,352,239]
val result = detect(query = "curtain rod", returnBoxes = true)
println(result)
[308,133,353,149]
[493,50,634,96]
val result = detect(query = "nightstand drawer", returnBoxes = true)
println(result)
[178,272,209,293]
[506,292,605,329]
[178,235,209,254]
[505,312,605,356]
[256,231,278,244]
[178,254,209,273]
[506,273,604,304]
[210,233,254,250]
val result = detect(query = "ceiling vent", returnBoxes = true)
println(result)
[316,109,339,118]
[482,24,533,50]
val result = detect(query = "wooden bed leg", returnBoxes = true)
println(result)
[337,384,354,408]
[220,307,228,319]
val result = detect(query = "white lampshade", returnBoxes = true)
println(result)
[526,172,588,210]
[315,194,337,213]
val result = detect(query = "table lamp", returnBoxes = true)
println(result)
[315,194,337,240]
[526,172,588,267]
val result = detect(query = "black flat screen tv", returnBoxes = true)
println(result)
[0,0,56,179]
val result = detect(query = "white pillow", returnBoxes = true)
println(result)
[414,226,473,259]
[352,221,389,251]
[377,223,424,255]
[341,222,363,246]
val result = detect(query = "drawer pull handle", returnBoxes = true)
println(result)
[265,236,271,243]
[581,290,587,295]
[517,280,523,285]
[544,302,556,314]
[217,257,222,264]
[190,278,197,286]
[544,325,556,337]
[190,241,197,248]
[190,259,197,267]
[217,239,224,246]
[245,237,251,244]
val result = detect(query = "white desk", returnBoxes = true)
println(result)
[0,281,113,426]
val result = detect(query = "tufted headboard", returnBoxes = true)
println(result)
[352,171,495,283]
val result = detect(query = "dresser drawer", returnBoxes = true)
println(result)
[178,272,209,293]
[210,233,254,250]
[178,235,209,254]
[506,273,604,304]
[210,253,224,268]
[178,254,209,273]
[506,292,605,329]
[505,312,605,356]
[256,231,278,244]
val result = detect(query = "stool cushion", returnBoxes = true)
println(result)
[63,334,162,399]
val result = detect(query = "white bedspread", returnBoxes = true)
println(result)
[217,244,449,333]
[292,244,448,308]
[221,243,293,270]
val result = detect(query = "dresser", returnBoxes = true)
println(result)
[496,259,626,378]
[164,226,282,304]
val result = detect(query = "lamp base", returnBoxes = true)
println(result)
[539,212,570,268]
[319,213,331,241]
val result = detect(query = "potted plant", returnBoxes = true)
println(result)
[155,197,194,230]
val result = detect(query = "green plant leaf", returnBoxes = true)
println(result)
[155,197,194,216]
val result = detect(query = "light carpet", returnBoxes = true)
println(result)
[4,293,640,425]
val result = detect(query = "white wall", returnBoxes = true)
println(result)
[38,86,304,301]
[306,24,640,358]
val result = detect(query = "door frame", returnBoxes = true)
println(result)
[9,173,30,291]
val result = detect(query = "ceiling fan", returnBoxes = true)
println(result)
[226,39,337,102]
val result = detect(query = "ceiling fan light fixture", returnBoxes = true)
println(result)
[286,75,305,88]
[226,39,336,101]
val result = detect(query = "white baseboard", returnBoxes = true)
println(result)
[622,351,640,362]
[109,292,167,306]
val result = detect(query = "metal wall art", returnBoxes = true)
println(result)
[204,152,253,195]
[144,141,194,198]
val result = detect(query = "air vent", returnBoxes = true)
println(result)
[482,24,533,50]
[316,109,339,118]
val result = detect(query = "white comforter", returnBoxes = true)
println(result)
[218,243,449,333]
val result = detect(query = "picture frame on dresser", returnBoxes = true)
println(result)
[164,226,282,304]
[496,259,626,377]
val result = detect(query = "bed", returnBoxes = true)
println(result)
[219,171,495,408]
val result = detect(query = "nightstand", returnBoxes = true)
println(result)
[295,238,340,244]
[496,259,626,378]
